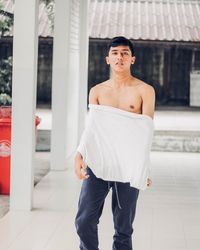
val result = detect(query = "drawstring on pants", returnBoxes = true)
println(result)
[107,181,122,210]
[114,182,122,209]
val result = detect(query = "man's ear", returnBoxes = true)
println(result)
[131,56,136,64]
[106,56,110,65]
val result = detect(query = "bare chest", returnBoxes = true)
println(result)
[98,87,142,114]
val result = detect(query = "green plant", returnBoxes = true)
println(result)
[0,56,12,106]
[0,1,14,37]
[0,93,11,105]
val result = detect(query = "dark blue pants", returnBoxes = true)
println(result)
[75,167,139,250]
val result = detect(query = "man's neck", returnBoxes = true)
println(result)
[110,71,133,88]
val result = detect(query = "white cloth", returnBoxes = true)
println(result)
[77,104,154,190]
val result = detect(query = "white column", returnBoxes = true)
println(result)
[10,0,39,210]
[51,0,71,170]
[65,0,82,164]
[51,0,88,170]
[78,0,89,139]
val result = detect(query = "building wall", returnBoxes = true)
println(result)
[88,40,110,98]
[88,39,200,107]
[0,39,12,59]
[1,38,200,107]
[37,39,53,106]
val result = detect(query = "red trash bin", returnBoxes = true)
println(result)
[0,106,41,194]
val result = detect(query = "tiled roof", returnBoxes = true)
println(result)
[38,2,52,37]
[0,0,200,41]
[89,0,200,41]
[0,0,52,37]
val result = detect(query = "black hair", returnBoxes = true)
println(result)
[107,36,135,56]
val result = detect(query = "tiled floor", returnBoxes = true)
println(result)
[0,152,50,219]
[0,151,200,250]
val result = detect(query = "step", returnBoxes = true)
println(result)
[36,129,200,153]
[152,130,200,152]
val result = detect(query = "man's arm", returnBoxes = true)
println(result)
[141,84,155,187]
[141,85,155,119]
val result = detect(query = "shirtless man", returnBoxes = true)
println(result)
[75,36,155,250]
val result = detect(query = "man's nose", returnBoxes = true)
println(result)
[117,53,123,60]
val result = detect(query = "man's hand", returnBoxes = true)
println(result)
[74,152,90,180]
[147,178,152,187]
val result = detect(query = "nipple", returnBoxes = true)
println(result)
[130,105,134,109]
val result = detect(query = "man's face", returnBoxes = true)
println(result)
[106,45,135,72]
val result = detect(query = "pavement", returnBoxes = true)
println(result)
[0,151,200,250]
[0,107,200,249]
[0,152,50,219]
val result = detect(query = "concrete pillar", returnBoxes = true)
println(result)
[78,0,89,140]
[65,0,81,163]
[51,0,88,170]
[51,0,71,170]
[10,0,39,210]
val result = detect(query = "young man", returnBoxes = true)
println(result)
[74,36,155,250]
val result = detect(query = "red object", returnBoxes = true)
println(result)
[35,116,41,126]
[0,106,41,194]
[0,106,11,194]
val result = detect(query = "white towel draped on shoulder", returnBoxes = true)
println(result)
[77,104,154,190]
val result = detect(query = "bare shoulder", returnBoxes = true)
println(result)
[135,79,155,118]
[89,81,110,94]
[89,80,109,104]
[95,80,110,89]
[136,79,155,97]
[89,85,98,104]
